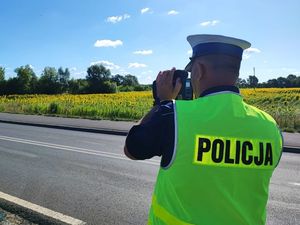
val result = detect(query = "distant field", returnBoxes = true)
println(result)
[0,88,299,132]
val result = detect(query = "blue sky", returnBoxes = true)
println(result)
[1,0,299,84]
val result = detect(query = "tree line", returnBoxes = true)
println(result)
[237,74,300,88]
[0,65,299,95]
[0,64,151,95]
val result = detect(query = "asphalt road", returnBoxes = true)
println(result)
[0,123,299,225]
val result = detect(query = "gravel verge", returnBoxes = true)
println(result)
[0,207,37,225]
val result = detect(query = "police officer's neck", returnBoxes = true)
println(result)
[197,78,236,98]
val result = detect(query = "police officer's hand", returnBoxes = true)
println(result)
[156,68,182,101]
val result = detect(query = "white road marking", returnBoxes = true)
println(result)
[288,182,300,186]
[269,200,300,211]
[0,135,160,166]
[0,191,86,225]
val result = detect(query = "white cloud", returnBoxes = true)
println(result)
[106,14,130,23]
[107,16,122,23]
[128,63,147,68]
[200,20,220,26]
[168,10,179,15]
[281,67,296,71]
[29,64,34,69]
[72,71,86,78]
[187,50,192,55]
[141,70,153,75]
[133,50,153,55]
[123,14,130,19]
[70,67,77,72]
[90,60,120,70]
[243,47,261,60]
[118,68,130,74]
[94,39,123,48]
[142,75,154,84]
[141,8,150,14]
[244,48,261,53]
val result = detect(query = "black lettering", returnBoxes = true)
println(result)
[211,139,224,163]
[254,142,264,166]
[242,141,253,165]
[235,141,241,164]
[197,138,211,161]
[264,143,273,166]
[224,140,234,164]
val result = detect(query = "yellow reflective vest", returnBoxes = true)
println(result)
[148,92,282,225]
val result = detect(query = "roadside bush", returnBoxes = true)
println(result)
[119,85,134,92]
[48,102,59,114]
[102,81,117,93]
[133,85,151,91]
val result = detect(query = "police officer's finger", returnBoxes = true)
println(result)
[169,67,176,75]
[162,70,170,77]
[158,71,167,85]
[169,67,176,83]
[166,69,175,84]
[156,71,162,83]
[173,78,182,95]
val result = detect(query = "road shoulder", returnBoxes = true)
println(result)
[0,112,299,150]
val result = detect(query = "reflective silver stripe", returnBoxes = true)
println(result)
[205,91,241,97]
[162,100,177,169]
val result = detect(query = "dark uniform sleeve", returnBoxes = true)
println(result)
[125,101,175,163]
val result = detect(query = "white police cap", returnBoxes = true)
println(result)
[185,34,251,72]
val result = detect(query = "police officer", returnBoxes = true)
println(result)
[124,34,283,225]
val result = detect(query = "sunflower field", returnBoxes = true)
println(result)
[0,88,299,132]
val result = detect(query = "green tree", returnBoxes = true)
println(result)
[102,81,117,93]
[5,78,19,95]
[58,67,70,92]
[14,65,37,94]
[38,67,61,94]
[276,77,288,88]
[236,78,248,88]
[0,67,5,82]
[30,75,38,94]
[68,79,88,94]
[287,74,297,87]
[266,79,278,87]
[86,65,112,93]
[122,74,139,86]
[296,76,300,87]
[247,75,259,88]
[0,67,6,95]
[111,74,125,86]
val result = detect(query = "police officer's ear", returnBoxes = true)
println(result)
[192,59,205,82]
